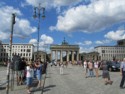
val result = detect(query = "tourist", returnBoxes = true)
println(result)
[83,60,88,78]
[94,60,99,78]
[26,62,34,94]
[60,62,64,74]
[120,58,125,89]
[88,60,94,77]
[102,61,113,85]
[35,60,43,88]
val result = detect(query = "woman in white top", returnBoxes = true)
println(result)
[26,62,34,94]
[60,62,64,74]
[94,61,99,78]
[83,60,88,78]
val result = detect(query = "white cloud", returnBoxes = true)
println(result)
[95,40,103,45]
[77,40,92,46]
[50,0,125,33]
[0,6,37,41]
[104,30,125,40]
[83,40,92,45]
[40,34,54,45]
[95,39,111,44]
[80,46,94,53]
[29,39,37,44]
[0,32,9,40]
[25,0,82,9]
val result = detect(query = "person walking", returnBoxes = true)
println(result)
[102,61,113,85]
[94,60,99,78]
[26,62,34,94]
[60,62,64,75]
[35,60,43,88]
[88,60,94,77]
[83,60,88,78]
[120,58,125,89]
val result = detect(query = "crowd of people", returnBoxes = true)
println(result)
[83,58,125,87]
[51,58,125,89]
[10,53,125,93]
[11,54,47,94]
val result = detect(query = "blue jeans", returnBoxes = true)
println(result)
[26,77,32,87]
[89,69,94,77]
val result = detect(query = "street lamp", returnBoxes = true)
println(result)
[33,3,45,59]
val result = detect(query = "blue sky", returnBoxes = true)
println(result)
[0,0,125,53]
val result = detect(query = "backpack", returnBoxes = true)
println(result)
[13,55,22,71]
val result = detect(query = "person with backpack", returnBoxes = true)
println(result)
[19,57,27,85]
[35,60,43,88]
[12,53,22,85]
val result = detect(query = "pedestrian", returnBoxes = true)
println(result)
[120,58,125,89]
[83,60,88,78]
[26,62,34,94]
[19,57,26,85]
[94,60,99,78]
[102,61,113,85]
[88,60,94,77]
[35,60,43,88]
[60,62,64,74]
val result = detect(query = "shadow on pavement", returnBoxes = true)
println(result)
[62,73,69,75]
[0,87,6,90]
[46,76,51,78]
[43,85,56,92]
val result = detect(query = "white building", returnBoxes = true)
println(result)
[95,46,125,61]
[0,43,34,62]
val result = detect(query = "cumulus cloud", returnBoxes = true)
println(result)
[0,5,37,40]
[50,0,125,33]
[104,30,125,40]
[29,39,37,44]
[80,46,94,53]
[25,0,82,9]
[83,40,92,45]
[29,34,54,52]
[40,34,54,45]
[95,39,111,44]
[77,40,92,45]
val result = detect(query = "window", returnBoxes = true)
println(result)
[27,49,31,52]
[102,50,105,53]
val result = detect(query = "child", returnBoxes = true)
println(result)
[26,62,34,94]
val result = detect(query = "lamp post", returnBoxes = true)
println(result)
[33,3,45,59]
[6,13,16,94]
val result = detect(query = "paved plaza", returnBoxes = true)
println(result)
[43,64,125,94]
[0,64,125,94]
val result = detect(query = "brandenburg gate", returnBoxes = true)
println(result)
[50,39,79,62]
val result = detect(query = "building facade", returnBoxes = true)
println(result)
[95,46,125,61]
[33,51,46,62]
[80,52,99,61]
[0,43,34,62]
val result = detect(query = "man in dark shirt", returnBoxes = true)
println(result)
[120,58,125,89]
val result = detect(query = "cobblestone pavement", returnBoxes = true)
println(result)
[0,64,125,94]
[0,66,45,94]
[0,66,7,87]
[43,64,125,94]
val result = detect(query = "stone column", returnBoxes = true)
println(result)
[60,50,62,62]
[72,51,74,62]
[76,50,79,61]
[55,50,57,61]
[66,51,69,61]
[51,50,53,61]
